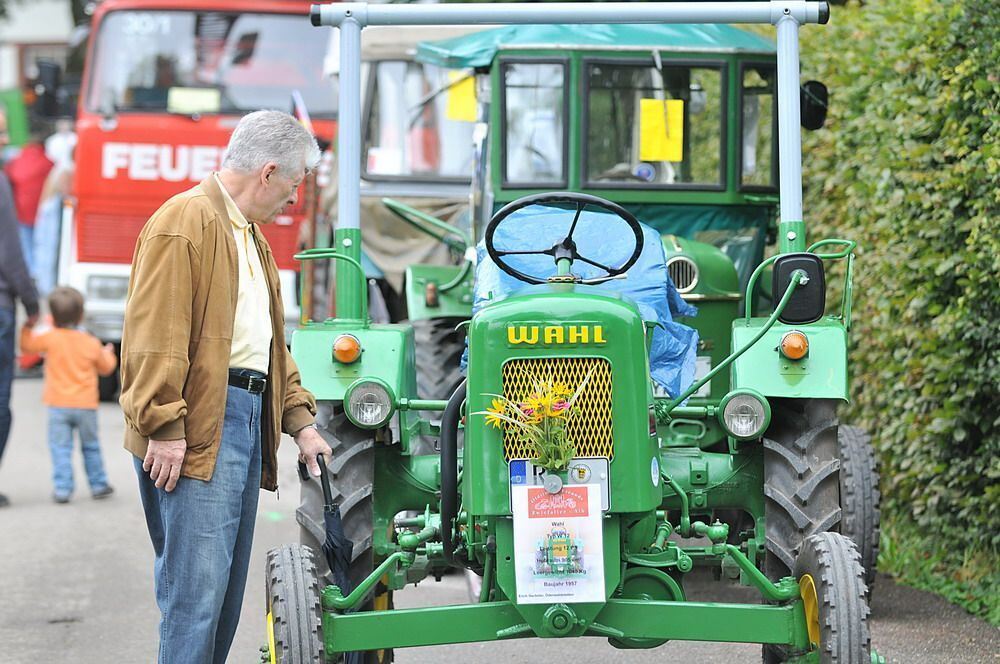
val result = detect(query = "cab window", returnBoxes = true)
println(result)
[501,61,567,186]
[740,64,777,189]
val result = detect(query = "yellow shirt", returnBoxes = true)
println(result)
[215,173,272,373]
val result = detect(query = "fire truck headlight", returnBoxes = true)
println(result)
[345,378,395,429]
[87,275,130,301]
[719,389,770,440]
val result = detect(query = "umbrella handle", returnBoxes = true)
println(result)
[317,453,336,509]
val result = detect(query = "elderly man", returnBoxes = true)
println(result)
[121,110,332,663]
[0,110,40,508]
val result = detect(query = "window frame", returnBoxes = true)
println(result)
[737,60,779,193]
[498,56,570,190]
[581,56,729,192]
[359,58,475,185]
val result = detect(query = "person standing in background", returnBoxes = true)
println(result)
[0,110,41,508]
[5,122,54,276]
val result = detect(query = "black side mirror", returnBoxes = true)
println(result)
[34,60,63,118]
[772,253,825,324]
[800,80,828,130]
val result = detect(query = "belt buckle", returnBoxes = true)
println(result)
[247,376,266,393]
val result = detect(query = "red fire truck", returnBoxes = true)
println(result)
[61,0,336,397]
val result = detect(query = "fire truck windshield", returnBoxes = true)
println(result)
[86,10,335,117]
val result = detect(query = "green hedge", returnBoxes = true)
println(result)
[799,0,999,618]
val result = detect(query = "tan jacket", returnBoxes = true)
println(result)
[120,176,315,491]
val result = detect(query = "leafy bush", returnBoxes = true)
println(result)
[800,0,999,620]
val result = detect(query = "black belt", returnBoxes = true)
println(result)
[228,370,267,394]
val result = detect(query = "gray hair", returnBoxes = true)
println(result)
[222,110,320,175]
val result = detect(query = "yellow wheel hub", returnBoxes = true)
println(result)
[799,573,821,648]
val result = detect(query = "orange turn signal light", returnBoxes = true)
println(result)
[779,331,809,360]
[333,334,362,364]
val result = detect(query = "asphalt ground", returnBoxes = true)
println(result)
[1,377,997,663]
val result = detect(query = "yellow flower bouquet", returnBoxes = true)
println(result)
[475,369,594,471]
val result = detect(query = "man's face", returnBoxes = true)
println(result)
[255,161,305,224]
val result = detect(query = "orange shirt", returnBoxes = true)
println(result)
[19,327,117,409]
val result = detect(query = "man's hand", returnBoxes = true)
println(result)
[293,426,332,477]
[23,313,39,329]
[143,438,186,492]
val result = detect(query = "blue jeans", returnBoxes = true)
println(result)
[134,378,263,664]
[18,223,34,277]
[33,196,62,298]
[0,306,14,464]
[48,407,110,496]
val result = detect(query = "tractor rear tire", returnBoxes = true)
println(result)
[265,544,325,663]
[837,425,880,594]
[412,317,466,401]
[295,401,394,663]
[763,399,842,581]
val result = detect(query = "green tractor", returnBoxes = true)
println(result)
[266,2,883,663]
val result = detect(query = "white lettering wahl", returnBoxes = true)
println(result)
[101,143,224,181]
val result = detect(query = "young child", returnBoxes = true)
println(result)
[20,286,117,503]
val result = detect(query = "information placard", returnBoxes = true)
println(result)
[511,484,605,604]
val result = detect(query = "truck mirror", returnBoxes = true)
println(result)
[34,60,63,118]
[772,253,826,324]
[800,80,828,130]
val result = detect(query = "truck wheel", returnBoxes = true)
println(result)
[763,399,842,580]
[295,401,393,663]
[265,544,325,664]
[412,317,466,401]
[837,425,880,594]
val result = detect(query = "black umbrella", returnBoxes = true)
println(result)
[316,454,355,594]
[304,455,363,664]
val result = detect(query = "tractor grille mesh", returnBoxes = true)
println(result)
[500,357,613,460]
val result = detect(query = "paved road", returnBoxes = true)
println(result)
[1,378,996,663]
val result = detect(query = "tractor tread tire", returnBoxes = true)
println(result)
[838,425,881,593]
[796,532,872,663]
[764,399,842,579]
[266,544,325,664]
[296,402,374,593]
[412,317,466,401]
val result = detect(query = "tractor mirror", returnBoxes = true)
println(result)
[772,253,825,324]
[800,80,828,130]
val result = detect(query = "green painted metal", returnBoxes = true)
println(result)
[417,23,776,70]
[333,227,366,320]
[465,286,660,515]
[404,264,475,321]
[382,197,471,250]
[290,322,417,404]
[731,316,849,400]
[320,598,809,653]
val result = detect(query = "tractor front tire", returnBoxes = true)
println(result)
[794,532,872,662]
[837,425,880,594]
[763,399,842,580]
[265,544,325,664]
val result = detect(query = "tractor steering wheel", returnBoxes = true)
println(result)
[484,192,644,285]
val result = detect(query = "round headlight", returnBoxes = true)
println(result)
[719,390,771,440]
[345,379,395,429]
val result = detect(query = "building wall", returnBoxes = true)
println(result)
[0,0,75,89]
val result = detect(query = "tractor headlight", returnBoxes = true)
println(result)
[719,389,771,440]
[345,378,395,429]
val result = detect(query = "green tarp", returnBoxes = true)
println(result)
[417,23,775,69]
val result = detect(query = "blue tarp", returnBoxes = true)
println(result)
[464,204,699,400]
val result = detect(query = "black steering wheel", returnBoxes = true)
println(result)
[484,192,645,285]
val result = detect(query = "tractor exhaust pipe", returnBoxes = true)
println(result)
[440,379,466,566]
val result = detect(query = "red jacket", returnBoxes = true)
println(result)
[5,144,53,226]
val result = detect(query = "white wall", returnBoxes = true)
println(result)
[0,0,75,89]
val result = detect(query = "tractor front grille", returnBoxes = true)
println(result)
[500,357,613,460]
